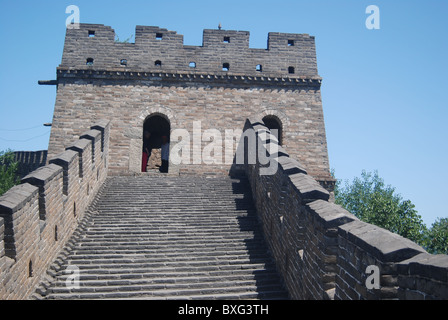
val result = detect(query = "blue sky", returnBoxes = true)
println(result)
[0,0,447,226]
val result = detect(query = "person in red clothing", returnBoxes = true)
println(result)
[141,131,151,172]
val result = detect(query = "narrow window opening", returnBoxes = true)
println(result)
[120,59,128,66]
[223,36,230,43]
[54,226,58,242]
[222,63,230,72]
[86,58,94,66]
[28,260,33,277]
[155,60,162,67]
[73,202,77,217]
[189,62,196,68]
[87,183,90,196]
[256,64,262,72]
[156,33,163,40]
[288,39,294,46]
[88,30,95,38]
[288,66,295,74]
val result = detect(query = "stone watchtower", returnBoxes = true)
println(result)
[46,24,334,188]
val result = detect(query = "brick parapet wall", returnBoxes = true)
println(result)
[241,118,448,300]
[0,120,110,300]
[13,151,48,178]
[60,24,318,78]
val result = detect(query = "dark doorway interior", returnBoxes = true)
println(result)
[142,115,170,172]
[262,116,282,145]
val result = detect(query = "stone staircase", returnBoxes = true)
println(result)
[36,176,289,300]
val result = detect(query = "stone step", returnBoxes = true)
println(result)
[53,262,276,277]
[51,272,283,289]
[70,241,266,252]
[48,279,284,295]
[60,258,273,272]
[73,241,266,251]
[68,248,269,258]
[46,288,288,300]
[37,176,288,300]
[53,267,279,282]
[67,250,270,261]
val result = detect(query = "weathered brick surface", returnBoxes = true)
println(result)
[241,118,448,300]
[397,253,448,300]
[0,183,40,299]
[242,119,353,299]
[60,24,318,77]
[14,151,47,178]
[0,120,110,300]
[47,23,333,187]
[336,220,426,300]
[3,23,447,300]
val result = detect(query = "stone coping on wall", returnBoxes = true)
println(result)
[338,220,426,263]
[242,117,448,300]
[22,164,63,188]
[0,120,110,300]
[306,199,358,229]
[0,183,39,215]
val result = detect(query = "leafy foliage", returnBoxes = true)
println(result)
[0,149,20,196]
[334,170,427,245]
[423,218,448,255]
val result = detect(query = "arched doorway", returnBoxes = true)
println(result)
[142,114,171,173]
[262,115,283,145]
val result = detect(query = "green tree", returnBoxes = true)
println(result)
[333,170,427,245]
[0,149,20,196]
[424,218,448,255]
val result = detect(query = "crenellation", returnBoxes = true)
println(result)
[0,120,110,299]
[66,138,91,178]
[22,164,64,222]
[14,151,47,178]
[241,117,448,300]
[49,150,79,196]
[0,183,39,260]
[59,24,318,77]
[79,129,102,167]
[3,22,446,300]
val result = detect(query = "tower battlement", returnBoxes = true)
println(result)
[60,24,319,77]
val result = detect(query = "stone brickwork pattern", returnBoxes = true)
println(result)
[0,120,110,300]
[60,24,318,77]
[47,24,333,187]
[2,23,446,300]
[14,151,47,178]
[241,118,448,300]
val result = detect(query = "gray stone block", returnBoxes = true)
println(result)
[22,164,62,186]
[80,129,101,142]
[306,199,358,229]
[49,149,78,168]
[0,183,39,215]
[338,220,426,263]
[289,172,329,202]
[276,156,307,175]
[90,119,111,131]
[66,139,91,153]
[398,252,448,283]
